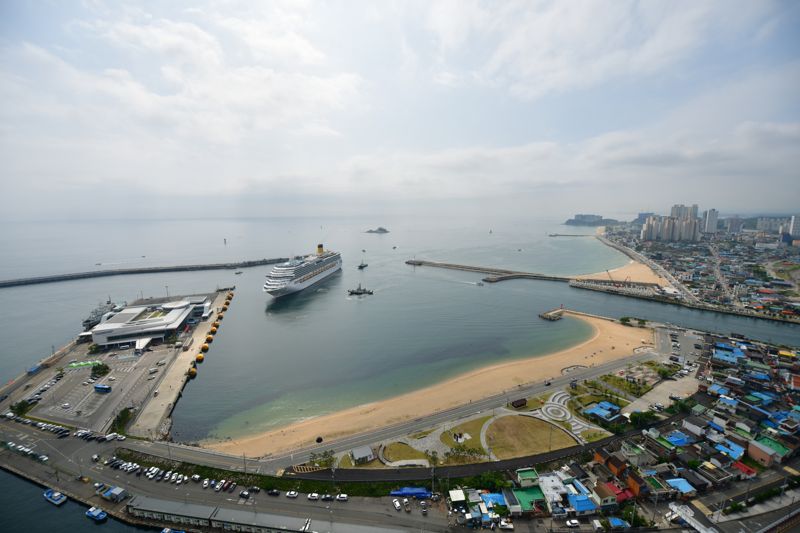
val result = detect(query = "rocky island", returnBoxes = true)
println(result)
[365,226,390,234]
[564,214,618,226]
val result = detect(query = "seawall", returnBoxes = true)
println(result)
[0,258,289,289]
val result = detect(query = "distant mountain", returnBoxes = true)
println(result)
[365,227,390,234]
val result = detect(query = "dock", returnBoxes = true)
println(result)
[405,259,571,283]
[0,258,288,289]
[127,290,231,439]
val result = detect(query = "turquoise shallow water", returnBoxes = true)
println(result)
[0,216,797,445]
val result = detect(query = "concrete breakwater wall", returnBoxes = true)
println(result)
[0,258,289,289]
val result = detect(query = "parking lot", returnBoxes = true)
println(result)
[26,343,178,432]
[623,328,703,415]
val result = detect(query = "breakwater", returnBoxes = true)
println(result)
[405,259,571,283]
[0,258,288,289]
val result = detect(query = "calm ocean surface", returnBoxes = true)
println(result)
[1,216,798,445]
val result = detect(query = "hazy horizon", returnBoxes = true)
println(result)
[1,1,798,220]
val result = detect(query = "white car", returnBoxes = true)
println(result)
[307,493,319,501]
[203,479,209,489]
[214,482,223,492]
[393,498,402,511]
[286,490,298,498]
[336,494,348,501]
[566,519,580,528]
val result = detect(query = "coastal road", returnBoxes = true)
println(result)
[0,422,448,532]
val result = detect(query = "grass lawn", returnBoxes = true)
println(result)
[486,416,578,460]
[409,428,435,439]
[384,442,428,462]
[440,415,492,450]
[508,393,550,411]
[581,429,611,443]
[600,374,652,397]
[338,454,353,468]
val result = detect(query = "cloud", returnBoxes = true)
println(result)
[423,0,776,100]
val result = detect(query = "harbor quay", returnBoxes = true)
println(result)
[0,288,234,438]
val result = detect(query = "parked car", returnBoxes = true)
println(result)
[566,519,580,528]
[286,491,298,498]
[307,493,319,501]
[267,489,279,496]
[336,494,348,502]
[321,494,333,501]
[239,490,250,499]
[392,498,402,511]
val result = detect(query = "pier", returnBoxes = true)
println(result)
[539,308,564,321]
[0,258,289,289]
[405,259,571,283]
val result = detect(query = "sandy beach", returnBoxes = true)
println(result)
[206,312,653,457]
[576,259,667,286]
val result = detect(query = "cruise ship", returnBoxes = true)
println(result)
[263,244,342,298]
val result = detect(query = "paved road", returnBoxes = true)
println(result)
[0,421,449,532]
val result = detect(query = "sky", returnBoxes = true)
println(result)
[1,0,798,220]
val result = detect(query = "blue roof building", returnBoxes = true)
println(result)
[567,494,597,515]
[665,431,692,447]
[715,440,744,460]
[665,478,696,496]
[708,384,730,396]
[597,401,621,412]
[583,405,620,422]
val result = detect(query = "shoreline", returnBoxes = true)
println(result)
[205,312,653,457]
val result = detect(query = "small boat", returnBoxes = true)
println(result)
[86,506,108,522]
[234,271,243,275]
[476,282,484,286]
[357,260,368,270]
[348,284,373,296]
[43,488,67,506]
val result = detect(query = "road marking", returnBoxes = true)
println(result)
[692,499,712,517]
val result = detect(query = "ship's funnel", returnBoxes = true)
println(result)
[317,243,324,255]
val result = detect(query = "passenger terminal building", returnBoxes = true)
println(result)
[90,295,213,347]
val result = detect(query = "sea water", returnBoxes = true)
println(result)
[0,216,797,445]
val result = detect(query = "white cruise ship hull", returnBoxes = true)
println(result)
[264,259,342,298]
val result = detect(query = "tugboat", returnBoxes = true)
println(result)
[43,488,67,506]
[348,284,373,296]
[86,506,108,522]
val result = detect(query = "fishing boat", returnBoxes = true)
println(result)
[357,260,368,270]
[348,284,373,296]
[43,488,67,506]
[86,506,108,522]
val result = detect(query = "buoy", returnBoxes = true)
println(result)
[222,305,229,311]
[210,327,217,334]
[218,313,224,320]
[213,321,220,327]
[201,343,209,352]
[188,367,197,378]
[228,292,234,298]
[196,353,205,362]
[206,335,214,343]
